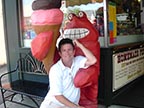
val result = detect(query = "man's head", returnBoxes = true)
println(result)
[58,38,75,52]
[58,38,75,65]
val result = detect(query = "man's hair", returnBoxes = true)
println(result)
[58,38,75,51]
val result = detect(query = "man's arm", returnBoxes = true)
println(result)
[55,95,84,108]
[73,40,97,67]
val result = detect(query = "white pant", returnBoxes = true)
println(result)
[40,101,72,108]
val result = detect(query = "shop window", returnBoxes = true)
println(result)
[22,0,35,47]
[61,0,104,36]
[21,0,104,48]
[109,0,143,36]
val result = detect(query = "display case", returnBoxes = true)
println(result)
[98,0,144,107]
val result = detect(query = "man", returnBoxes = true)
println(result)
[40,38,96,108]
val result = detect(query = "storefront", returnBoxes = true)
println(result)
[2,0,144,107]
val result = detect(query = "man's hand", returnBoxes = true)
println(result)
[73,40,82,48]
[73,39,97,67]
[78,106,85,108]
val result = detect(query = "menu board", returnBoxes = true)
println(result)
[113,47,144,91]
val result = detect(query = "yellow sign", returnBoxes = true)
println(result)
[108,2,117,43]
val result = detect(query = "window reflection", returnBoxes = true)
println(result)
[109,0,143,36]
[22,0,104,47]
[21,0,144,47]
[22,0,35,47]
[61,1,104,36]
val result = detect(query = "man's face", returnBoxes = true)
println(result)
[59,44,75,63]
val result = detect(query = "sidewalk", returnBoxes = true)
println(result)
[0,101,132,108]
[0,65,132,108]
[0,65,39,108]
[0,95,42,108]
[0,65,7,105]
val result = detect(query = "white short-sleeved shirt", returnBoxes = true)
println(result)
[42,56,87,106]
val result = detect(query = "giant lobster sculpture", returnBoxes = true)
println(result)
[63,11,100,108]
[31,0,100,107]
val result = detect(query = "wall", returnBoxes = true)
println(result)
[0,0,6,66]
[141,0,144,24]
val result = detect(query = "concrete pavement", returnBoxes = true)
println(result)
[0,65,7,105]
[0,65,133,108]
